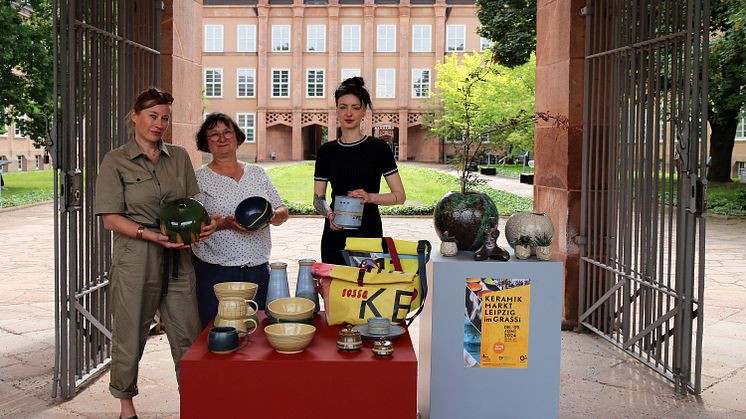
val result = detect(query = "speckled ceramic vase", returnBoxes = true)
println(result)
[433,191,499,251]
[504,211,554,254]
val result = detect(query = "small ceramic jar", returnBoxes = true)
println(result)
[440,236,458,257]
[372,339,394,357]
[536,246,551,261]
[337,325,363,352]
[514,244,531,260]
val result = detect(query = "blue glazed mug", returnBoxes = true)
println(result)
[333,196,364,229]
[207,326,247,354]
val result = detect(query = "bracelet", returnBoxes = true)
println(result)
[136,225,145,240]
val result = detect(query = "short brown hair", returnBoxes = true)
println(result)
[196,113,246,153]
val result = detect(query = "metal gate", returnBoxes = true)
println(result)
[51,0,162,399]
[579,0,708,394]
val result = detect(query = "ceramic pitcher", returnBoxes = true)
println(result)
[266,262,290,308]
[295,259,319,313]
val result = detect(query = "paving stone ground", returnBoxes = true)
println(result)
[1,168,745,417]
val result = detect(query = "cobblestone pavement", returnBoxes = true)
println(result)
[1,203,745,418]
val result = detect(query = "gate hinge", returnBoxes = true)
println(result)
[580,5,593,16]
[62,169,83,212]
[687,174,707,216]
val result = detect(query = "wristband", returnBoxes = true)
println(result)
[136,225,145,240]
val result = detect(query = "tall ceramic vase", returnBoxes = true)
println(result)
[433,191,499,251]
[295,259,319,313]
[266,262,290,309]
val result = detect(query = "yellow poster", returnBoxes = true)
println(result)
[464,278,530,369]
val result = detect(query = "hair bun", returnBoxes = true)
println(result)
[342,76,365,88]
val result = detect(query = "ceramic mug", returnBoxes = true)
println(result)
[367,316,391,336]
[207,326,248,354]
[214,317,258,335]
[217,297,259,320]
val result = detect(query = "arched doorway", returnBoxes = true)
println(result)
[374,124,399,159]
[302,124,327,160]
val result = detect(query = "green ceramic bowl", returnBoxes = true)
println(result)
[159,198,210,245]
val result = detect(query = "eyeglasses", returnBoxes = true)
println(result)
[136,88,174,105]
[207,129,236,141]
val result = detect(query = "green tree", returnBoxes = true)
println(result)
[707,0,746,182]
[0,0,53,148]
[476,0,536,68]
[425,52,536,192]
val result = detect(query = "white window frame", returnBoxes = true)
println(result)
[236,113,256,143]
[736,112,746,140]
[411,24,432,52]
[480,36,492,52]
[376,68,395,99]
[411,69,431,98]
[14,124,22,137]
[236,68,256,98]
[446,24,466,52]
[16,155,23,171]
[271,69,290,98]
[237,24,257,52]
[376,24,396,53]
[306,69,326,98]
[204,24,224,52]
[341,68,361,81]
[204,68,223,98]
[35,155,41,169]
[272,25,291,52]
[306,24,326,52]
[341,25,361,52]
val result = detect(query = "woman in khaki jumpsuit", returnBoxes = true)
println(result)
[95,89,217,419]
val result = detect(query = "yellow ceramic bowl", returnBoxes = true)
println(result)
[264,323,316,354]
[213,282,258,301]
[267,297,315,322]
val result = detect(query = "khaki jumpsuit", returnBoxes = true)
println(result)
[95,140,202,399]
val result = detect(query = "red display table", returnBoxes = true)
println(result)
[180,313,417,419]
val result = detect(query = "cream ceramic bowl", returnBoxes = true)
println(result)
[267,297,315,322]
[213,282,258,301]
[264,323,316,354]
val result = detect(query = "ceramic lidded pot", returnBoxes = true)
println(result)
[372,339,394,357]
[336,325,363,352]
[433,191,499,251]
[504,211,554,254]
[159,198,209,245]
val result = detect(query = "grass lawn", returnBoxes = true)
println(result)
[0,170,54,208]
[266,163,533,216]
[708,181,746,216]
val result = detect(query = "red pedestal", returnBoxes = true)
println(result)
[180,313,418,419]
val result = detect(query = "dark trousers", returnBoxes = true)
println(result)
[193,256,270,328]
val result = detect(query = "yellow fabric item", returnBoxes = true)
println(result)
[319,265,419,325]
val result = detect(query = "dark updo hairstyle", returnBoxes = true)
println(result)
[196,112,247,153]
[334,76,372,110]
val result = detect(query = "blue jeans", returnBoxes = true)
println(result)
[193,256,270,328]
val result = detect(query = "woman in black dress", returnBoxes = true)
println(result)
[313,77,406,264]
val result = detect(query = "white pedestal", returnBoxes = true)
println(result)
[418,252,563,419]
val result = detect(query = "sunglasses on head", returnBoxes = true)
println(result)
[137,88,174,105]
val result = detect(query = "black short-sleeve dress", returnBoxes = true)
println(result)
[314,136,399,265]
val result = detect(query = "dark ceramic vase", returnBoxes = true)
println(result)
[159,198,210,245]
[433,191,499,251]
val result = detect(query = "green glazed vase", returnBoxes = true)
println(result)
[433,191,499,251]
[159,198,209,245]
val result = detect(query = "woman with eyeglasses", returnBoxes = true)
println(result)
[191,113,289,327]
[314,77,406,265]
[94,88,218,419]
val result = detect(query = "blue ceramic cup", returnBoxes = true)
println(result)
[208,326,240,354]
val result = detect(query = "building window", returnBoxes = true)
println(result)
[446,24,466,52]
[272,69,290,97]
[306,25,326,52]
[237,113,256,143]
[14,124,23,138]
[480,36,492,52]
[17,155,23,171]
[204,24,224,52]
[377,24,396,52]
[35,155,41,169]
[376,68,395,98]
[204,68,223,97]
[412,69,430,98]
[341,25,361,52]
[341,68,361,81]
[306,69,325,98]
[237,24,257,52]
[736,112,746,139]
[237,68,256,98]
[272,25,291,52]
[738,161,746,173]
[412,24,432,52]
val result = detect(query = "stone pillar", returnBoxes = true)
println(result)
[434,2,446,65]
[327,4,339,139]
[256,1,270,161]
[292,3,304,160]
[292,110,302,160]
[534,0,586,329]
[398,110,408,161]
[397,5,410,161]
[160,0,203,167]
[362,1,374,137]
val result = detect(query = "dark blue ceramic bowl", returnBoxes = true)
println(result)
[207,326,240,354]
[235,196,272,231]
